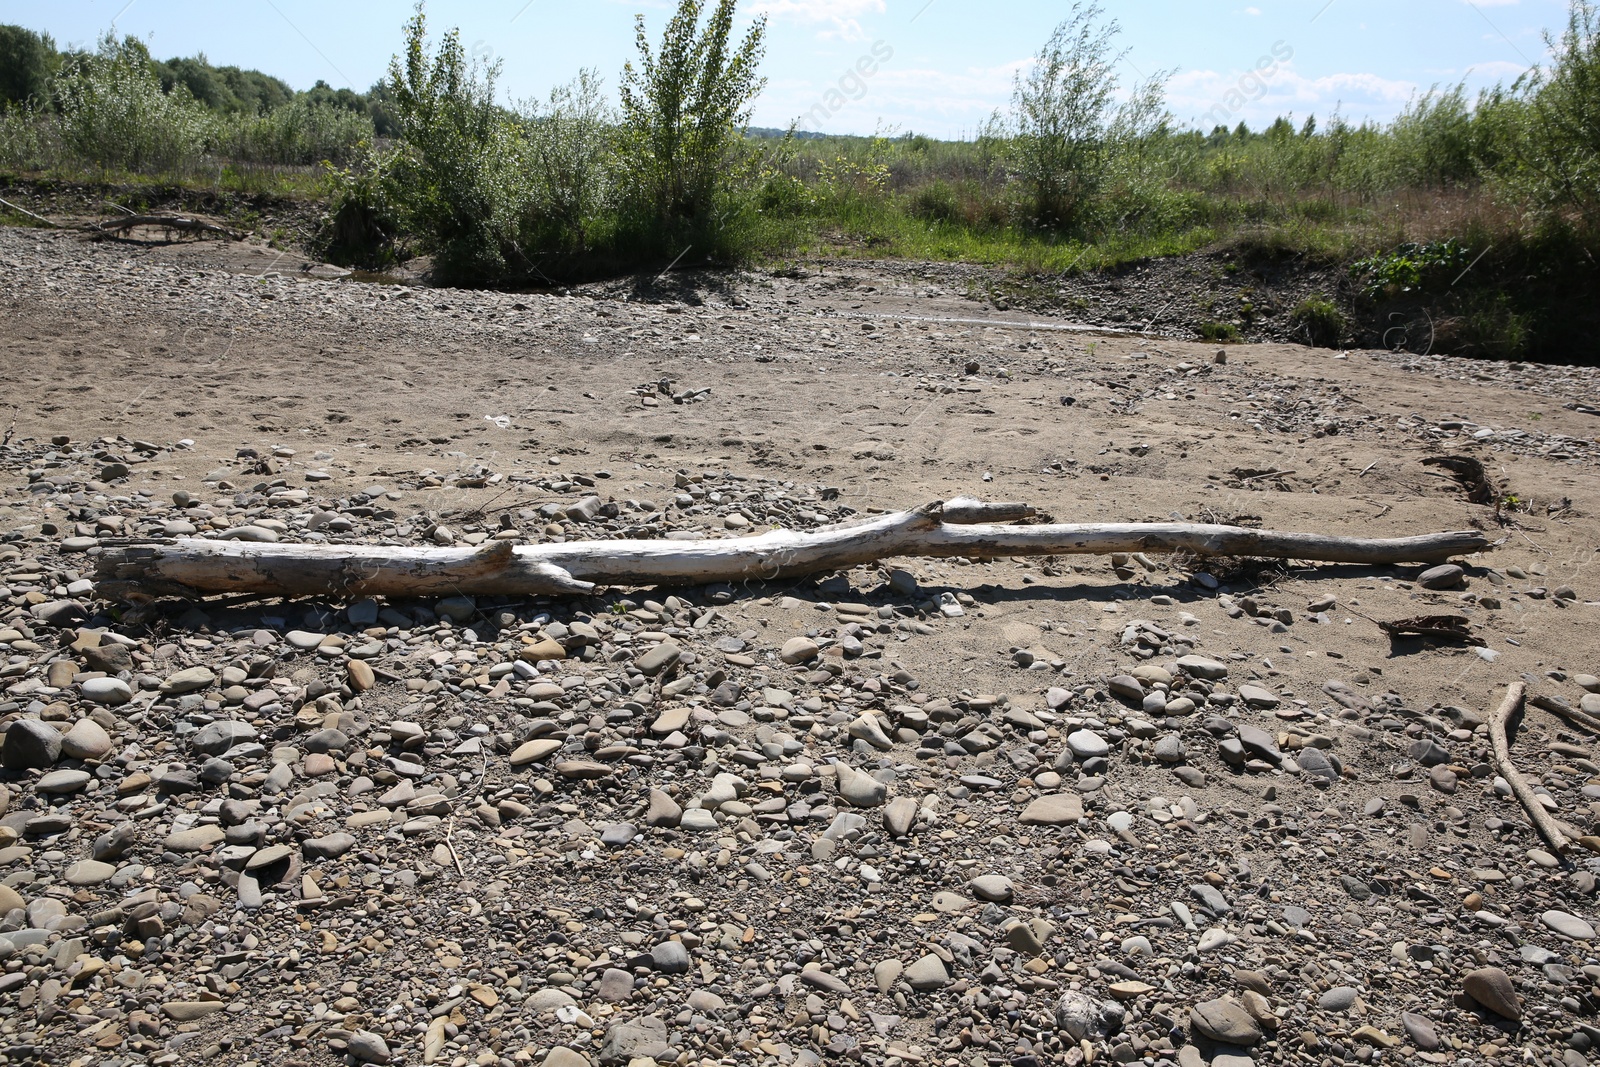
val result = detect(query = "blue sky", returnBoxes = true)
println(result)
[3,0,1572,137]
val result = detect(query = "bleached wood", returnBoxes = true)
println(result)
[93,498,1491,600]
[1489,682,1571,854]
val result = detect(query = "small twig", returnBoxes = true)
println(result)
[1,406,17,448]
[1489,682,1569,854]
[444,817,466,878]
[1240,469,1297,482]
[1358,461,1378,477]
[0,196,57,228]
[101,200,135,216]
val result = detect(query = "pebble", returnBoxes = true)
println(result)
[1,719,61,769]
[1019,793,1084,824]
[1190,997,1262,1046]
[79,676,132,705]
[1542,910,1595,939]
[1419,564,1465,590]
[904,954,951,990]
[1463,966,1521,1019]
[60,718,112,761]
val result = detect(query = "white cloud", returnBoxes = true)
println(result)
[1168,59,1418,127]
[746,0,885,40]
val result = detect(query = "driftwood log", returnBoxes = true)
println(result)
[93,497,1491,601]
[89,214,244,241]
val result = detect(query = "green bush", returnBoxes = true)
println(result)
[383,4,532,284]
[213,99,374,167]
[996,2,1169,231]
[1515,1,1600,227]
[1290,297,1346,347]
[908,180,961,223]
[521,69,613,252]
[0,103,51,171]
[617,0,767,223]
[53,33,215,173]
[319,151,402,267]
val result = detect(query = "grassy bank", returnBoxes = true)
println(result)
[2,2,1597,361]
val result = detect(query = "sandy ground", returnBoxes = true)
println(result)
[3,224,1600,1066]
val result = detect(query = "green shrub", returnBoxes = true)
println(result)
[0,103,51,171]
[0,24,58,108]
[319,151,402,267]
[1290,297,1346,347]
[618,0,767,223]
[909,180,961,223]
[1349,239,1472,298]
[53,33,214,173]
[384,4,532,284]
[213,100,374,167]
[521,69,613,252]
[1198,320,1240,342]
[1514,1,1600,227]
[997,2,1169,231]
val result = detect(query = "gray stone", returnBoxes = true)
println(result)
[1107,675,1145,702]
[1020,793,1084,825]
[304,833,357,859]
[37,768,91,794]
[1190,998,1262,1046]
[80,677,133,706]
[1190,883,1232,916]
[192,720,257,757]
[884,796,919,837]
[904,954,951,990]
[64,859,116,885]
[834,763,887,808]
[969,875,1014,903]
[1067,730,1109,760]
[597,967,634,1003]
[2,719,61,769]
[781,637,820,664]
[1400,1012,1440,1050]
[435,596,476,622]
[347,1030,391,1064]
[160,666,216,694]
[1296,746,1336,780]
[1542,910,1595,939]
[1176,655,1229,680]
[646,788,682,828]
[1318,986,1359,1012]
[599,1016,669,1064]
[1419,564,1465,590]
[650,940,690,974]
[1463,966,1520,1020]
[634,642,682,676]
[165,825,225,852]
[1410,737,1450,766]
[1235,723,1282,764]
[1238,684,1279,709]
[61,718,113,761]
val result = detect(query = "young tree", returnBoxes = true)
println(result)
[1003,2,1170,231]
[384,3,524,282]
[619,0,767,221]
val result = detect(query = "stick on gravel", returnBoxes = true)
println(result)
[1490,682,1570,854]
[93,496,1492,600]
